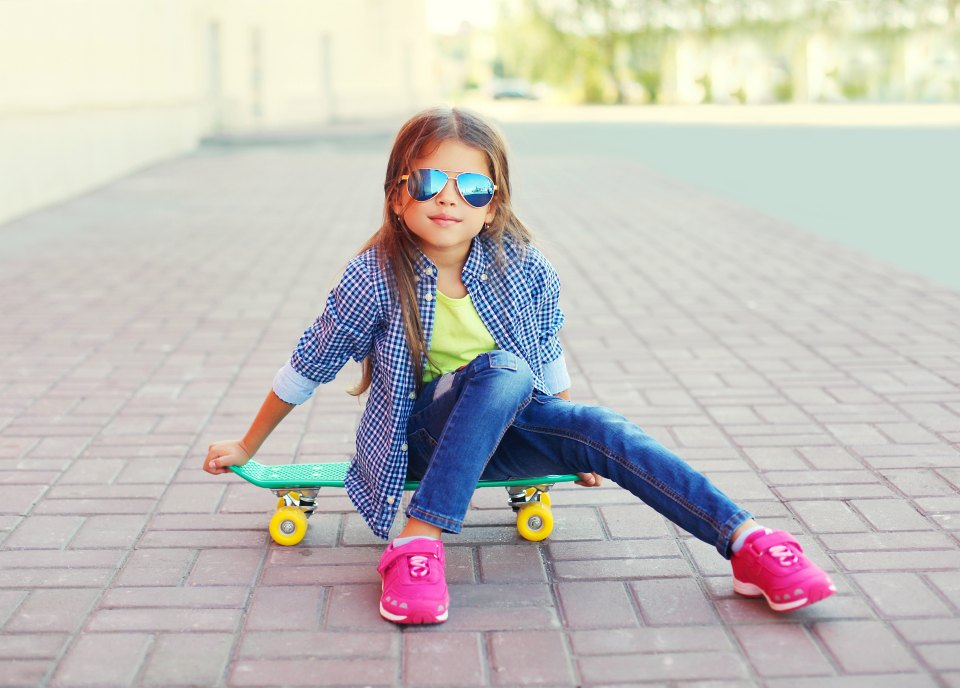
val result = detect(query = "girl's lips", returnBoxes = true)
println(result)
[429,215,460,227]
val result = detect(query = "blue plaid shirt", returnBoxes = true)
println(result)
[272,236,570,539]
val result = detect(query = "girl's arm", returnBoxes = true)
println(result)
[203,390,294,475]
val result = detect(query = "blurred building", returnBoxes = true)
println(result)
[0,0,437,225]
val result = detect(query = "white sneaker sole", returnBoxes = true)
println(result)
[733,577,836,612]
[379,601,448,624]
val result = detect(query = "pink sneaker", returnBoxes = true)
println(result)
[377,538,449,624]
[731,529,836,612]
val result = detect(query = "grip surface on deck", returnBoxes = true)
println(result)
[230,460,579,490]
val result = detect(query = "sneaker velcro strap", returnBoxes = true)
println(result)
[751,530,802,555]
[377,539,444,574]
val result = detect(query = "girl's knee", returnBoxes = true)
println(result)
[479,350,533,402]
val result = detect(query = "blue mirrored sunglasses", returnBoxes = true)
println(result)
[400,168,497,208]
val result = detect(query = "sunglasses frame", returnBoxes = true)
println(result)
[399,168,498,208]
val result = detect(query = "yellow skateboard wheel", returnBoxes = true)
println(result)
[269,506,308,546]
[516,501,553,542]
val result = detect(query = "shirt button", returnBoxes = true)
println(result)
[408,391,416,399]
[480,273,488,281]
[401,443,408,452]
[386,496,396,505]
[425,293,433,301]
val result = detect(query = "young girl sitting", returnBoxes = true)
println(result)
[203,107,835,625]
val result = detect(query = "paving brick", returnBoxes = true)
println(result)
[0,485,47,515]
[230,658,397,686]
[578,650,749,683]
[813,620,919,673]
[0,660,51,687]
[69,513,149,549]
[187,548,265,587]
[790,501,871,533]
[732,624,835,678]
[87,607,241,632]
[599,503,673,538]
[100,585,249,609]
[916,643,960,672]
[852,572,952,618]
[323,583,388,631]
[2,515,83,549]
[554,556,691,581]
[404,633,485,687]
[4,588,99,633]
[835,549,960,572]
[569,626,731,655]
[141,632,234,687]
[0,590,27,627]
[631,577,718,625]
[115,548,196,587]
[0,632,67,659]
[238,630,398,659]
[261,562,379,586]
[547,538,681,561]
[851,498,935,531]
[894,618,960,644]
[33,497,155,516]
[139,528,267,548]
[489,630,574,686]
[54,633,152,686]
[245,585,326,631]
[478,544,547,583]
[926,571,960,609]
[555,581,639,629]
[0,568,113,589]
[819,531,955,552]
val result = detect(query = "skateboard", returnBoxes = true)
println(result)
[230,460,580,546]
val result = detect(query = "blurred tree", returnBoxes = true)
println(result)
[495,0,959,104]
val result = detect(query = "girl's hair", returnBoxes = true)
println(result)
[349,106,533,396]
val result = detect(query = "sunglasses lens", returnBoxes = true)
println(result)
[456,173,495,208]
[407,168,448,201]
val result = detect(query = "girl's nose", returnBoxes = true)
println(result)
[436,178,458,204]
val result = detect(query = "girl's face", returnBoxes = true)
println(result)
[395,139,496,264]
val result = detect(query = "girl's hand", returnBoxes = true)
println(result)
[575,472,603,487]
[204,440,252,475]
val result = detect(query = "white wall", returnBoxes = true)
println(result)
[0,0,436,226]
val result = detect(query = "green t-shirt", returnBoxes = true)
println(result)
[423,290,497,383]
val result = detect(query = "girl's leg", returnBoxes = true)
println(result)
[484,393,835,611]
[484,393,751,557]
[376,350,533,626]
[403,350,534,533]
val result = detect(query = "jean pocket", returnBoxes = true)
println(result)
[486,350,518,371]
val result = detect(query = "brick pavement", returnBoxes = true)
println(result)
[1,134,959,687]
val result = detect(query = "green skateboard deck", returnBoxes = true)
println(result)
[230,460,579,546]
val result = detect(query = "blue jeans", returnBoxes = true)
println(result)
[405,350,752,558]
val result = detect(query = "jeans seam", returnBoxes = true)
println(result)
[512,420,724,533]
[406,505,463,531]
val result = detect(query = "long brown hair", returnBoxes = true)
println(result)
[349,106,533,396]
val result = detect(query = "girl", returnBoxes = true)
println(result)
[204,107,835,625]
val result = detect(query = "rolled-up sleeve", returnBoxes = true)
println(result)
[273,362,321,405]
